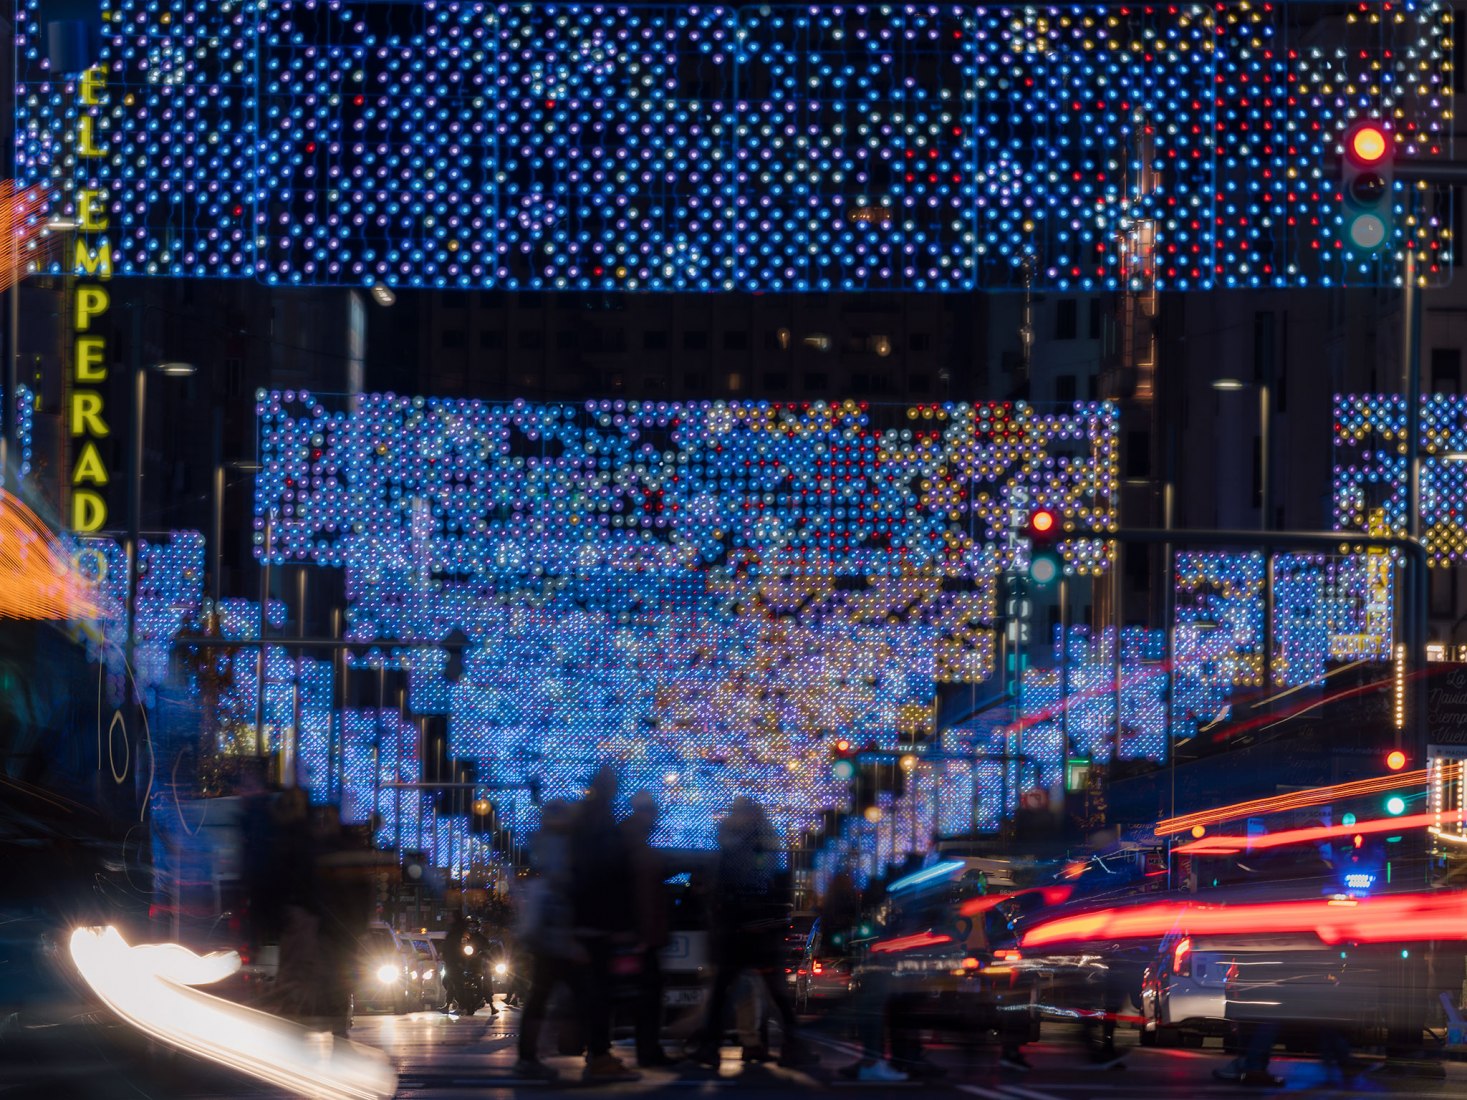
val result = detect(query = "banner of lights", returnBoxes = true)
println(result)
[246,394,1115,843]
[1335,394,1467,564]
[54,390,1414,854]
[13,1,1452,292]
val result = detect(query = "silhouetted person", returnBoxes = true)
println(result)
[623,791,673,1067]
[689,798,815,1069]
[515,798,585,1081]
[569,767,640,1083]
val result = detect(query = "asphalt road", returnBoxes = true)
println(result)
[7,1000,1467,1100]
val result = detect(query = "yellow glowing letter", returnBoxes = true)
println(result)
[70,392,109,437]
[74,240,113,279]
[75,336,107,382]
[80,67,106,106]
[72,491,107,533]
[78,190,108,232]
[74,285,109,331]
[72,442,110,486]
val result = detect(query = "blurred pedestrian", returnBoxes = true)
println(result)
[514,799,588,1081]
[1081,962,1127,1069]
[569,767,641,1083]
[688,798,816,1070]
[622,791,674,1067]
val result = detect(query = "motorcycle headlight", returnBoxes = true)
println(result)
[493,962,508,976]
[462,944,475,957]
[376,963,399,984]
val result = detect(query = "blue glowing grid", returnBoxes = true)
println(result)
[12,2,1453,290]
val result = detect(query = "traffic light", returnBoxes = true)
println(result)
[1385,749,1407,772]
[1340,120,1393,254]
[1384,794,1407,817]
[831,738,856,781]
[1026,507,1062,587]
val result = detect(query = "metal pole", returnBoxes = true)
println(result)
[211,461,224,607]
[1260,383,1273,704]
[125,352,145,698]
[255,510,272,763]
[1404,247,1422,543]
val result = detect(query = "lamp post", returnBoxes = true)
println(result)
[124,357,195,700]
[1212,377,1274,695]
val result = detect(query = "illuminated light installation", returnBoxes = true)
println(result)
[68,927,397,1100]
[10,2,1453,291]
[1020,890,1467,950]
[256,393,1117,845]
[1332,394,1467,564]
[1154,769,1429,837]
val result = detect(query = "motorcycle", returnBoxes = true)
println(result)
[445,932,489,1016]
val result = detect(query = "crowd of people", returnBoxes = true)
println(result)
[503,768,818,1083]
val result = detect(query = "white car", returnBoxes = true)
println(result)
[1139,932,1327,1046]
[402,932,447,1009]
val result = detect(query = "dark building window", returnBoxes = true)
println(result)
[1089,299,1103,339]
[723,331,748,351]
[683,331,708,351]
[804,372,828,391]
[762,372,788,391]
[556,328,579,351]
[442,294,466,309]
[910,333,930,352]
[1056,374,1077,403]
[1432,347,1461,393]
[1432,567,1459,618]
[517,330,544,351]
[852,372,870,391]
[644,330,668,351]
[909,373,931,394]
[479,329,504,350]
[684,372,702,391]
[1125,429,1150,479]
[442,329,465,349]
[1055,299,1078,340]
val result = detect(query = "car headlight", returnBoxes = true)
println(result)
[376,963,400,984]
[493,962,508,976]
[462,944,475,957]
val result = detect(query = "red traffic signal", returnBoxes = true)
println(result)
[1340,120,1392,254]
[1347,122,1389,167]
[1385,749,1407,772]
[1027,508,1059,542]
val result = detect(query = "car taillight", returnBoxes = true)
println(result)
[812,962,823,975]
[1173,937,1192,978]
[993,948,1022,962]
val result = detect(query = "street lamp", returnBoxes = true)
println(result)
[1211,377,1272,530]
[1212,376,1276,700]
[125,359,197,702]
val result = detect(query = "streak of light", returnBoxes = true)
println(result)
[958,885,1075,918]
[68,926,396,1100]
[869,931,952,954]
[0,489,100,619]
[1154,769,1428,836]
[1173,812,1436,854]
[1020,891,1467,950]
[1247,659,1371,710]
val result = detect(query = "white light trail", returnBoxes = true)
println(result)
[69,926,396,1100]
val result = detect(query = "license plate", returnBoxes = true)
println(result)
[664,988,704,1006]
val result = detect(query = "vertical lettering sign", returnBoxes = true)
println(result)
[70,66,112,533]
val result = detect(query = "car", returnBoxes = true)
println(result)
[354,923,414,1015]
[794,955,854,1012]
[1139,931,1332,1047]
[401,931,446,1009]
